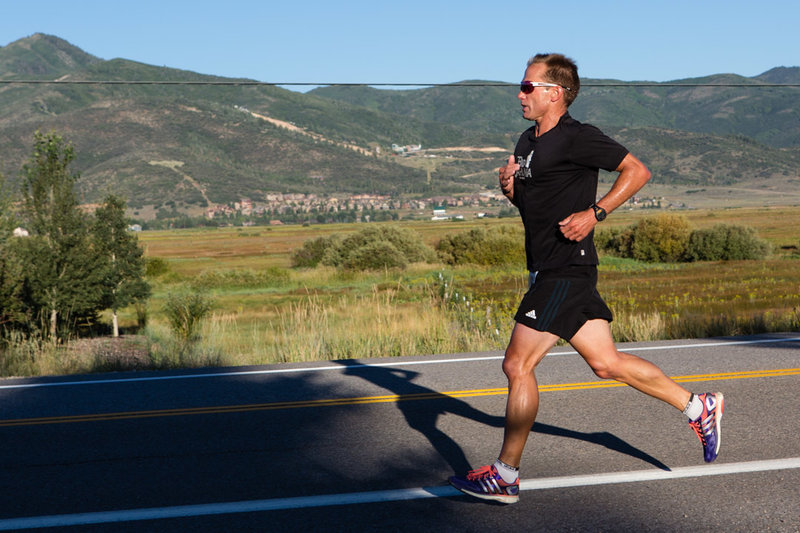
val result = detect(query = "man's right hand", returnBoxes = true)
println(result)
[499,154,518,198]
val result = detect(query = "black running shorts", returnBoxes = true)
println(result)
[514,265,613,340]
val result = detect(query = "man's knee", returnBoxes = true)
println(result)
[585,352,622,380]
[502,350,526,380]
[589,361,616,380]
[502,347,544,381]
[502,323,558,381]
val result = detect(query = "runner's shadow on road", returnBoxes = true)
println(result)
[531,422,671,471]
[336,360,670,474]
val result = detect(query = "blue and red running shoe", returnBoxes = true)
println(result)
[449,464,520,504]
[689,392,724,462]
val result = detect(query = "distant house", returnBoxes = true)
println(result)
[12,227,29,237]
[128,224,142,232]
[391,143,422,155]
[432,205,448,220]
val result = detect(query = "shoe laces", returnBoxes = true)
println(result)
[689,418,706,445]
[466,465,496,481]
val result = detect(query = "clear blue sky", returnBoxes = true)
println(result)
[2,0,798,91]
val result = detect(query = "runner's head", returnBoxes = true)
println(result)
[526,53,580,107]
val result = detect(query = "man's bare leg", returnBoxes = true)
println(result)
[497,322,560,467]
[569,319,724,462]
[569,319,690,410]
[448,322,555,503]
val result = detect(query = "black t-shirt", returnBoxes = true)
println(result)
[511,113,628,272]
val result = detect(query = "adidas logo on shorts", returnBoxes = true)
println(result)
[525,309,537,320]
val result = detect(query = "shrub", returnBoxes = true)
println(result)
[191,267,290,289]
[163,292,215,344]
[687,224,771,261]
[631,213,691,263]
[595,226,635,258]
[342,241,408,270]
[145,257,170,277]
[436,225,524,266]
[291,234,343,268]
[329,226,435,266]
[601,217,771,264]
[294,225,435,271]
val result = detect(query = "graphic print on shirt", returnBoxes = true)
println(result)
[514,150,534,181]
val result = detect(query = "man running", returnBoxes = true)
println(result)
[448,53,723,504]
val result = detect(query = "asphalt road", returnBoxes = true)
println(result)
[1,333,799,532]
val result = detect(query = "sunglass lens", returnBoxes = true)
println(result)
[520,83,533,94]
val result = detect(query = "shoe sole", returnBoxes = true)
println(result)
[713,392,724,458]
[448,480,519,504]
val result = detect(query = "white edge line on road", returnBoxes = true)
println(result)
[1,336,799,390]
[1,457,798,530]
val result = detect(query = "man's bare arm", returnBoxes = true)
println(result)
[596,152,651,214]
[558,153,651,242]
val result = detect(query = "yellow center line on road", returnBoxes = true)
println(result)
[2,367,799,428]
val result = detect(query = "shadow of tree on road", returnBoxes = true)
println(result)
[337,360,502,475]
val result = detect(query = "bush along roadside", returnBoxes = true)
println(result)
[291,225,436,271]
[596,214,772,262]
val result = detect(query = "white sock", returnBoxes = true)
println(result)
[494,459,519,483]
[683,393,703,420]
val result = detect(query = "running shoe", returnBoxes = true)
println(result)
[448,464,520,504]
[689,392,724,463]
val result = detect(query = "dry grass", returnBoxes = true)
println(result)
[133,209,799,364]
[5,207,796,376]
[194,286,500,365]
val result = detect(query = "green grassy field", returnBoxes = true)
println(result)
[108,206,798,369]
[140,205,800,268]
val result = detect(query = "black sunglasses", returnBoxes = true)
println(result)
[519,81,570,94]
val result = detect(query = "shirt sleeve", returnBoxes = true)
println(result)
[569,124,629,171]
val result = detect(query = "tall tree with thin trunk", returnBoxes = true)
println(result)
[19,131,105,341]
[92,195,150,337]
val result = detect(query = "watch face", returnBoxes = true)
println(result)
[593,205,606,221]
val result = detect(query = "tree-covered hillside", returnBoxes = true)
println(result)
[1,34,798,209]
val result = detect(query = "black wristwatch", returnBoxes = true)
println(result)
[591,204,607,222]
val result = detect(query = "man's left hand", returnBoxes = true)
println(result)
[558,208,596,241]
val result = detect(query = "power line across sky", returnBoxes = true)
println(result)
[1,80,798,88]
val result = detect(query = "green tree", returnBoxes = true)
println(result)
[92,195,151,337]
[18,131,106,341]
[0,174,30,331]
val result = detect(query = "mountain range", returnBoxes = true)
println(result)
[1,33,799,212]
